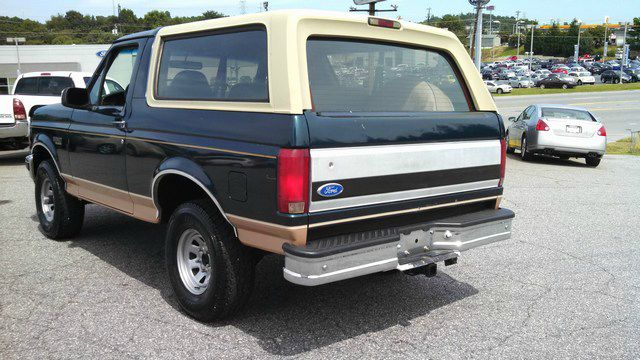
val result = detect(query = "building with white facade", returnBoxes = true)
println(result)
[0,44,110,94]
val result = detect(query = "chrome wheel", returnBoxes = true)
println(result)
[40,178,55,222]
[176,228,212,295]
[521,138,527,159]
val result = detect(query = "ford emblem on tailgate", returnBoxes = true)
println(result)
[317,183,344,197]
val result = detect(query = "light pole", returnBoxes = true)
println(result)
[470,0,490,70]
[491,20,500,60]
[515,21,523,57]
[6,37,26,76]
[527,24,534,85]
[603,16,609,61]
[575,20,582,60]
[620,21,628,83]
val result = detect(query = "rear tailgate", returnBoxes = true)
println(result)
[0,96,15,125]
[305,111,504,217]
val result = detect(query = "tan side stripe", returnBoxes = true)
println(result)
[226,214,307,254]
[61,173,160,223]
[308,196,499,228]
[30,126,276,159]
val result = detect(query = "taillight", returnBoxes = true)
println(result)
[277,148,310,214]
[597,125,607,136]
[13,98,26,121]
[499,138,506,187]
[535,119,550,131]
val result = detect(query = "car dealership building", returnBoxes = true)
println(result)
[0,44,110,94]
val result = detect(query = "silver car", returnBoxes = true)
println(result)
[506,104,606,167]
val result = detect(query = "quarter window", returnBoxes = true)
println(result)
[156,27,268,102]
[14,77,38,95]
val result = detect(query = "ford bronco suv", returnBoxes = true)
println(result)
[26,11,514,321]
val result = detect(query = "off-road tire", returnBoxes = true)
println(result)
[35,160,84,239]
[165,200,255,322]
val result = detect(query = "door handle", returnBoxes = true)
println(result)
[112,119,126,129]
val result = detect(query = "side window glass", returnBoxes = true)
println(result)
[156,27,268,102]
[100,47,138,106]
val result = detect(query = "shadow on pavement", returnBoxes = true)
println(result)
[69,206,479,356]
[0,149,29,165]
[507,152,592,167]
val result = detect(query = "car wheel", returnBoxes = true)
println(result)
[562,84,568,89]
[577,80,582,85]
[35,160,84,239]
[615,79,621,84]
[585,157,601,167]
[165,200,255,321]
[497,88,503,94]
[520,136,533,161]
[602,78,607,83]
[540,84,545,89]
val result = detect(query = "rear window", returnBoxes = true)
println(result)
[14,77,38,95]
[38,77,74,95]
[541,107,595,121]
[156,27,268,102]
[14,76,73,96]
[307,38,470,112]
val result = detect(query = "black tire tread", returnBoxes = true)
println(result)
[167,200,255,321]
[36,160,84,239]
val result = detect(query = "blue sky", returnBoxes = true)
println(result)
[5,0,639,25]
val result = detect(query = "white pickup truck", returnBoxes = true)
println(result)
[0,72,92,149]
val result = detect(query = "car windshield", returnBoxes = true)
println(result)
[579,72,590,76]
[306,38,470,112]
[541,107,595,121]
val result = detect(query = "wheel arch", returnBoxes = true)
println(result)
[151,157,236,234]
[31,135,62,177]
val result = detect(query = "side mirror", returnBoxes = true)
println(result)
[61,87,89,109]
[508,117,516,122]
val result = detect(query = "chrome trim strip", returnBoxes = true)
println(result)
[309,179,500,212]
[31,142,63,177]
[308,195,499,228]
[310,140,501,182]
[151,169,236,234]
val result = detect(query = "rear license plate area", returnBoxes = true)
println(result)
[566,125,582,134]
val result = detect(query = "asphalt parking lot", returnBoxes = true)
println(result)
[495,90,640,141]
[1,147,639,359]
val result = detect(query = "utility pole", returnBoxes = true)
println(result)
[426,7,431,24]
[468,1,489,70]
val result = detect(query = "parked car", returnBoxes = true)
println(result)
[26,10,514,321]
[509,76,534,88]
[506,104,606,166]
[535,69,551,77]
[485,80,512,93]
[568,71,595,85]
[481,68,499,80]
[497,68,516,80]
[600,70,632,83]
[537,74,577,89]
[0,72,91,149]
[551,65,569,74]
[623,68,640,82]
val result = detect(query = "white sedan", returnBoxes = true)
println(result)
[509,76,535,88]
[568,71,596,85]
[484,80,512,94]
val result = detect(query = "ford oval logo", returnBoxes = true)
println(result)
[317,183,344,198]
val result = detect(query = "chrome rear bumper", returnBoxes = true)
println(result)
[283,208,514,286]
